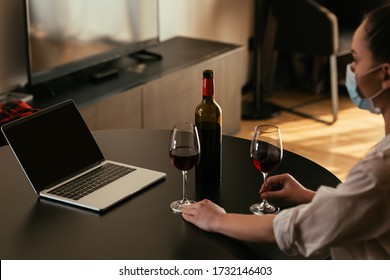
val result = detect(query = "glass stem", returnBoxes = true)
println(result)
[262,172,268,204]
[182,170,188,203]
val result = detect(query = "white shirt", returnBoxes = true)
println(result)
[274,133,390,259]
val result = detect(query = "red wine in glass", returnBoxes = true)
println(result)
[251,143,282,174]
[170,147,199,171]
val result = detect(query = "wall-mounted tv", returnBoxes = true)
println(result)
[26,0,159,85]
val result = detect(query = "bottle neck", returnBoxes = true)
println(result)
[202,77,214,98]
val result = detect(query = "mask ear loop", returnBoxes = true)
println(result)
[365,64,390,100]
[367,65,389,106]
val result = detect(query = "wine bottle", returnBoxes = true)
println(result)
[195,69,222,184]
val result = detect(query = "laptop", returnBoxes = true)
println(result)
[1,100,166,211]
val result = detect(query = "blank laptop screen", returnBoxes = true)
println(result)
[2,100,104,192]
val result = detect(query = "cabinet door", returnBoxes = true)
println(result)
[80,87,142,130]
[143,66,200,130]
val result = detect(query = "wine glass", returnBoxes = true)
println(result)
[169,123,200,213]
[250,125,283,215]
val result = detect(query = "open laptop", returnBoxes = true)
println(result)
[1,99,166,211]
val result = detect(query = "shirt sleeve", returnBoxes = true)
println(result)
[273,151,390,257]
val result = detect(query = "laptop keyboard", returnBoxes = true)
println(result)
[49,163,136,200]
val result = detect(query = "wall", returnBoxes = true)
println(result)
[159,0,253,83]
[159,0,253,45]
[0,0,28,95]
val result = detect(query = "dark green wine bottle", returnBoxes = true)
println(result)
[195,69,222,184]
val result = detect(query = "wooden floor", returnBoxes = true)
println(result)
[234,89,385,181]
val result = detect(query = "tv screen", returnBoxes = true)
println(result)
[26,0,159,85]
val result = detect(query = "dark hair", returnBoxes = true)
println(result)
[364,3,390,63]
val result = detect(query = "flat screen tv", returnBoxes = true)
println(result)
[26,0,159,85]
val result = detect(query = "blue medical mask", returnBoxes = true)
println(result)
[346,64,383,114]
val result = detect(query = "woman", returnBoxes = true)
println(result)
[181,4,390,259]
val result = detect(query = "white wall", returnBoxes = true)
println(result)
[159,0,253,82]
[159,0,253,45]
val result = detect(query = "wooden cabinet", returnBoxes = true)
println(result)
[80,87,142,130]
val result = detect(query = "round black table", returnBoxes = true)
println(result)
[0,129,340,259]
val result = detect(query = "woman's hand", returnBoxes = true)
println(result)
[260,173,316,205]
[182,199,275,243]
[181,199,226,232]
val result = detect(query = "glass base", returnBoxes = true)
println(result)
[170,199,196,213]
[250,202,280,215]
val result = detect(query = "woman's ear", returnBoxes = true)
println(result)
[382,63,390,90]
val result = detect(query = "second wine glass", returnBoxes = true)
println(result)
[169,123,200,213]
[250,125,283,215]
